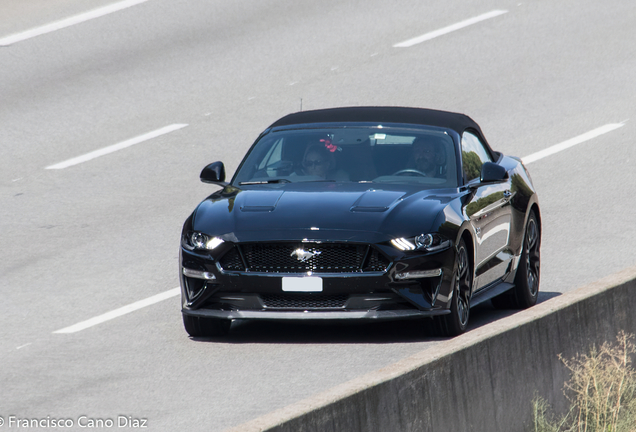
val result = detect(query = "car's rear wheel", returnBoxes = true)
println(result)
[433,239,472,336]
[183,315,231,337]
[492,210,540,309]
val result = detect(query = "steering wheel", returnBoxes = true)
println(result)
[392,169,427,177]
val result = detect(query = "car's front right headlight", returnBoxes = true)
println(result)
[182,231,224,251]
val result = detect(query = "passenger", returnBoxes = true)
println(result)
[301,144,333,179]
[298,139,349,181]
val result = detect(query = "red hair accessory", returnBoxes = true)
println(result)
[320,138,338,153]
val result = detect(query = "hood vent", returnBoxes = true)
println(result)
[350,190,405,213]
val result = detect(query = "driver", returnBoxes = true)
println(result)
[409,137,445,177]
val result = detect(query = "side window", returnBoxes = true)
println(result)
[461,132,492,182]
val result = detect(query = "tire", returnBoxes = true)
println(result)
[183,314,231,337]
[492,211,540,309]
[433,238,472,336]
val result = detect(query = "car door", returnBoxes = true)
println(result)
[461,132,513,291]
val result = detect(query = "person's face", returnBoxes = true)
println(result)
[413,142,437,172]
[303,151,329,178]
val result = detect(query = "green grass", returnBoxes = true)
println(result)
[531,331,636,432]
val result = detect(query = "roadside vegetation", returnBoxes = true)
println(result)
[531,331,636,432]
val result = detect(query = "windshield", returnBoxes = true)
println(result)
[233,126,459,188]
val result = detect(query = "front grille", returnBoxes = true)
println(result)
[261,293,348,309]
[218,242,389,274]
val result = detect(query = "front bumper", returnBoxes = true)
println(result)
[183,308,450,320]
[179,240,456,320]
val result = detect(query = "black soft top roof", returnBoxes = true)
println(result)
[269,106,484,137]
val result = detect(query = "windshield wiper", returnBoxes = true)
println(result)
[238,179,292,185]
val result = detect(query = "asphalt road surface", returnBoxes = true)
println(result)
[1,0,635,430]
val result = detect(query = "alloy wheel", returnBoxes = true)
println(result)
[456,244,471,327]
[525,216,540,297]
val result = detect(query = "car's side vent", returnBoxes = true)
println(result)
[364,248,391,272]
[218,247,245,271]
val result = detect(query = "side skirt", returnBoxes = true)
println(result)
[470,281,515,308]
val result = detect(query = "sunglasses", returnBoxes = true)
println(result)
[303,159,327,168]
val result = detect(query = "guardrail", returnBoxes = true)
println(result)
[227,265,636,432]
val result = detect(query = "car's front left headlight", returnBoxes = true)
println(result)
[182,231,224,251]
[391,233,451,252]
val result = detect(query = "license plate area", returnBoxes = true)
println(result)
[282,277,323,292]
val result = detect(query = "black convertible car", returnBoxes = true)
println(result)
[180,107,541,337]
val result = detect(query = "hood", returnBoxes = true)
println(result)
[192,183,457,243]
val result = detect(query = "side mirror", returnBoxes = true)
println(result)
[480,162,507,183]
[200,162,228,185]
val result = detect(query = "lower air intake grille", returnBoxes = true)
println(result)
[261,294,348,309]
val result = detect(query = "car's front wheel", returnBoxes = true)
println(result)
[183,315,231,337]
[433,238,472,336]
[492,210,540,309]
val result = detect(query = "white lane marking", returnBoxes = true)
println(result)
[0,0,150,46]
[522,123,625,165]
[53,287,180,334]
[393,10,508,48]
[16,343,32,350]
[46,123,188,170]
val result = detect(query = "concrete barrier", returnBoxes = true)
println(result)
[226,265,636,432]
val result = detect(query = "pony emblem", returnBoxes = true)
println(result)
[291,248,321,262]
